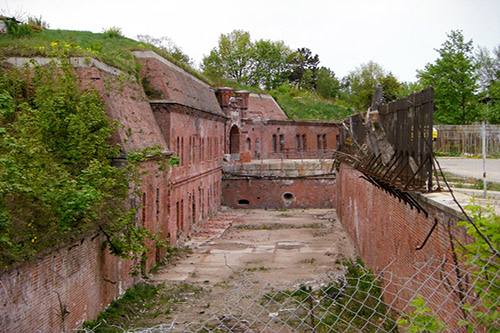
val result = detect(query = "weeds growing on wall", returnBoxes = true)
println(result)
[0,49,175,270]
[397,201,500,332]
[455,202,500,330]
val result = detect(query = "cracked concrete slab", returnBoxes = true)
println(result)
[152,207,357,287]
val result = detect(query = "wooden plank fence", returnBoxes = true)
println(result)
[337,87,434,192]
[434,125,500,156]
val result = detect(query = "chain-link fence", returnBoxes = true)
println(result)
[86,254,498,332]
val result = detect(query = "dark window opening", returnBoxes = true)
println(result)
[238,199,250,205]
[283,192,294,200]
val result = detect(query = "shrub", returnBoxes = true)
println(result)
[2,18,33,38]
[103,26,123,38]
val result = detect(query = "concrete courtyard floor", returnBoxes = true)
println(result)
[132,207,357,330]
[153,207,357,287]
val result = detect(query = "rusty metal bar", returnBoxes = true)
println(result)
[403,155,430,191]
[416,219,438,250]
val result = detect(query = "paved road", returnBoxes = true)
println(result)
[436,157,500,183]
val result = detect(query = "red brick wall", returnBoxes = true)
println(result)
[0,234,135,332]
[0,59,178,331]
[151,103,225,243]
[239,120,339,160]
[336,163,473,327]
[135,52,223,114]
[222,178,336,209]
[77,67,169,153]
[136,160,174,270]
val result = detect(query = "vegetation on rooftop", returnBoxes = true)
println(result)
[220,79,351,121]
[0,21,212,85]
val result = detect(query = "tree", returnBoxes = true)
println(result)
[379,73,401,102]
[202,30,254,83]
[342,61,400,111]
[476,45,500,123]
[398,81,424,98]
[316,67,340,99]
[249,39,292,89]
[287,47,320,89]
[418,30,479,124]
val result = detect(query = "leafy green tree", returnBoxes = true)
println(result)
[418,30,479,124]
[202,30,254,83]
[316,67,340,99]
[379,73,401,102]
[249,39,292,89]
[398,81,425,98]
[342,61,400,111]
[287,47,320,89]
[475,45,500,123]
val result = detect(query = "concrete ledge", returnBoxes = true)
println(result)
[5,56,128,77]
[223,159,335,178]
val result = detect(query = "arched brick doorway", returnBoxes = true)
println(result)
[229,125,240,159]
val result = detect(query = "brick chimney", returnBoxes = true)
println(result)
[235,90,250,110]
[217,87,235,108]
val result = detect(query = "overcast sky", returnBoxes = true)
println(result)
[3,0,500,82]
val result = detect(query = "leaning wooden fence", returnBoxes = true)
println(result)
[434,125,500,156]
[337,87,434,192]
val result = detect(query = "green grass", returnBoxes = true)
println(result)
[434,151,500,158]
[262,258,397,332]
[441,173,500,192]
[270,84,352,121]
[83,283,166,332]
[246,266,269,272]
[216,80,352,121]
[83,281,204,332]
[0,29,211,84]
